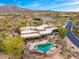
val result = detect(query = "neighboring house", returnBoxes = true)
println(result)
[32,16,53,24]
[32,17,43,22]
[31,17,43,26]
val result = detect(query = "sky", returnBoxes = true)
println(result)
[0,0,79,11]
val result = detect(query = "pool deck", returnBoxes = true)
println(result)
[27,40,56,55]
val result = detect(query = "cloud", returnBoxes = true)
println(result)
[22,0,79,11]
[13,0,79,11]
[18,1,46,10]
[46,1,79,9]
[65,9,79,12]
[26,2,41,7]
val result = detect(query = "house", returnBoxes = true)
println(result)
[20,24,58,39]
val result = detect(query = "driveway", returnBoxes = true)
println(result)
[66,21,79,48]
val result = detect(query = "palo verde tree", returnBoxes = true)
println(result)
[2,35,24,59]
[59,27,67,39]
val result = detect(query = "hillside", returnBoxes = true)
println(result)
[0,5,35,16]
[0,5,79,15]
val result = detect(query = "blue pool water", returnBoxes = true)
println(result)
[34,43,55,52]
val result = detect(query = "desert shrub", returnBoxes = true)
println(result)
[59,27,67,39]
[2,35,24,59]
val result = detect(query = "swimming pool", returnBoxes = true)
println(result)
[34,43,55,52]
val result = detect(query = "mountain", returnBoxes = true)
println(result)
[0,5,34,16]
[0,4,78,16]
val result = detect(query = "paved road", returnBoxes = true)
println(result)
[66,21,79,48]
